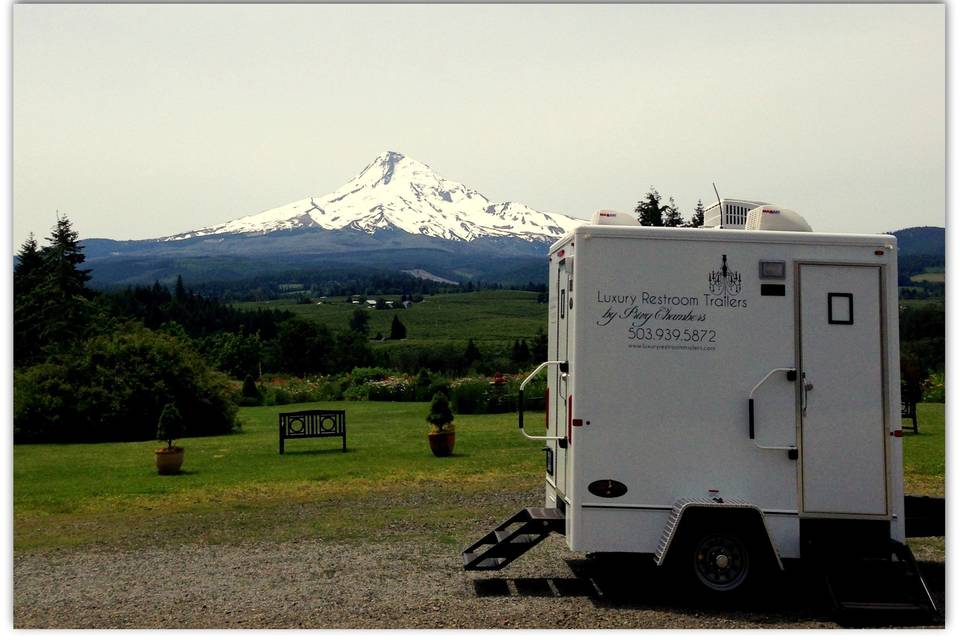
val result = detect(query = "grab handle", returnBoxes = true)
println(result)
[748,367,798,452]
[518,360,568,442]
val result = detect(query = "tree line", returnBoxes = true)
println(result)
[13,216,551,442]
[635,188,706,227]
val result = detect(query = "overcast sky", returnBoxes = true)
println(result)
[12,3,944,246]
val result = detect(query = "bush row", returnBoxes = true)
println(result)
[237,368,547,414]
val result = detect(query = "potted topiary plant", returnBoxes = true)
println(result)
[427,392,456,457]
[155,403,187,475]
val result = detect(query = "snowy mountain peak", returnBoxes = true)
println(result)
[165,152,583,242]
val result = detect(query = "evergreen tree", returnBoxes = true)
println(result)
[43,215,92,299]
[426,392,455,431]
[175,275,187,302]
[14,234,44,297]
[13,234,48,366]
[688,199,705,228]
[635,188,666,226]
[349,307,371,336]
[511,339,531,368]
[390,314,407,340]
[463,338,482,370]
[14,216,95,366]
[663,197,685,227]
[531,327,549,362]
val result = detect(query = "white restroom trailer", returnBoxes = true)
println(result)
[463,207,936,615]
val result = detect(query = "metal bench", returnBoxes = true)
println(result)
[278,409,346,454]
[901,383,921,434]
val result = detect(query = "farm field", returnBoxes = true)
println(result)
[13,402,945,628]
[910,267,946,284]
[234,290,548,345]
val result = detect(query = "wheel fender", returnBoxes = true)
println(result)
[656,501,783,571]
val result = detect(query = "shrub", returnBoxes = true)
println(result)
[343,383,371,401]
[349,367,397,385]
[240,374,261,405]
[14,323,238,443]
[924,372,945,403]
[427,392,454,432]
[156,403,187,449]
[450,377,488,414]
[367,376,416,401]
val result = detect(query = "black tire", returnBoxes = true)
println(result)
[690,530,751,593]
[667,520,769,601]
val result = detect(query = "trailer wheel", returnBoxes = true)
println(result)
[666,518,770,600]
[691,531,750,592]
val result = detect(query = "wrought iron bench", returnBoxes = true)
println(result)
[278,409,346,454]
[901,383,920,434]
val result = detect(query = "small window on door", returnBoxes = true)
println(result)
[828,293,854,325]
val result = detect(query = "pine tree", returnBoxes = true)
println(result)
[44,214,92,299]
[635,188,666,226]
[663,197,685,227]
[463,338,481,370]
[15,216,95,366]
[531,327,549,362]
[688,199,705,228]
[390,314,407,340]
[14,234,44,297]
[349,307,370,336]
[13,234,47,366]
[511,339,531,368]
[175,275,187,302]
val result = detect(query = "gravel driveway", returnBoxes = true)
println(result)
[14,535,944,628]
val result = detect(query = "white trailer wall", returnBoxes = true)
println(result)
[549,226,901,558]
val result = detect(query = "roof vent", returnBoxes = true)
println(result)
[591,210,641,226]
[745,206,812,232]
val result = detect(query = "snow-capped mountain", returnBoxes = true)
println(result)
[164,151,583,243]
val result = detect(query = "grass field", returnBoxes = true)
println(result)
[14,402,545,551]
[235,290,548,345]
[14,402,944,553]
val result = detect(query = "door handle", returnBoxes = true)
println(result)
[802,375,812,416]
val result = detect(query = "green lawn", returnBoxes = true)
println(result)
[902,402,945,496]
[14,402,545,551]
[14,402,944,553]
[235,290,548,344]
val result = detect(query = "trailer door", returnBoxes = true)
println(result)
[798,264,888,516]
[552,257,572,498]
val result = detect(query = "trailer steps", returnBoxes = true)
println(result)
[462,507,565,571]
[816,539,937,624]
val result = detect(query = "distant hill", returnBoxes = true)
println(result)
[889,226,944,257]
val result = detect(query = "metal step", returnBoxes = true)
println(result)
[462,507,565,571]
[818,539,938,623]
[494,530,538,544]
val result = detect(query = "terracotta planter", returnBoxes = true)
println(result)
[428,431,456,457]
[155,446,185,475]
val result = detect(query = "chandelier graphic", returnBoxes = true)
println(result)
[708,254,742,296]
